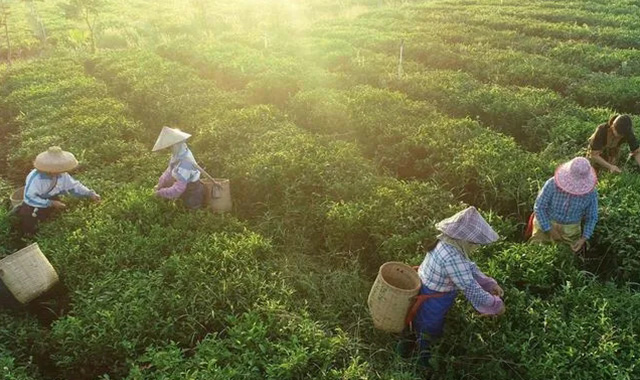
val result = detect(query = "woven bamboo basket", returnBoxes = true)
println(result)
[202,178,232,213]
[368,262,421,333]
[10,187,24,208]
[0,243,59,304]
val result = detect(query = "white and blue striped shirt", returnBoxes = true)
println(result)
[23,169,95,208]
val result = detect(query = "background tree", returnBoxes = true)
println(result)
[61,0,105,53]
[0,0,11,63]
[22,0,46,44]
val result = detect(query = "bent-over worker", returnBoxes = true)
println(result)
[152,126,206,209]
[530,157,598,253]
[18,146,100,236]
[587,114,640,173]
[409,206,505,366]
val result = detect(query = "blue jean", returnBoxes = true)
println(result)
[413,285,457,353]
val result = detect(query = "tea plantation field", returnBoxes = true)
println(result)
[2,0,640,379]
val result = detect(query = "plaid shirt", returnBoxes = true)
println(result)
[418,241,503,314]
[534,178,598,239]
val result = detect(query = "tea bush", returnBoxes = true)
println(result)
[125,302,379,380]
[325,179,461,263]
[86,51,240,129]
[0,347,41,380]
[483,243,584,294]
[593,173,640,281]
[430,279,640,379]
[4,0,640,378]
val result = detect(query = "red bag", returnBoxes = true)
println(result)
[524,213,535,240]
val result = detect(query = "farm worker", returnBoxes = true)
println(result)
[409,206,505,366]
[152,126,206,209]
[587,114,640,173]
[529,157,598,253]
[17,146,101,236]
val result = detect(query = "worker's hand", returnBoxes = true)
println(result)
[91,194,101,202]
[51,200,66,209]
[609,165,622,174]
[549,224,563,241]
[571,237,587,253]
[497,303,506,316]
[490,284,504,297]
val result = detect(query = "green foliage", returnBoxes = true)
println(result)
[126,303,371,380]
[430,280,640,379]
[325,179,460,263]
[594,173,640,281]
[0,348,40,380]
[484,243,584,294]
[4,0,640,378]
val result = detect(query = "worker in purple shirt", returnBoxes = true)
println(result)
[529,157,598,253]
[152,126,206,209]
[402,207,505,367]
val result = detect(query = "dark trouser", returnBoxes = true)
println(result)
[17,204,55,236]
[182,181,205,209]
[413,286,457,364]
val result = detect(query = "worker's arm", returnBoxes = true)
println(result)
[469,262,499,293]
[59,174,98,198]
[533,179,555,233]
[156,166,173,190]
[58,174,101,202]
[444,254,504,315]
[582,190,599,240]
[632,150,640,168]
[589,150,621,173]
[155,180,188,199]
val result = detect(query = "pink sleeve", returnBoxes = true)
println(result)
[157,167,173,189]
[475,295,504,315]
[156,180,188,199]
[470,263,498,292]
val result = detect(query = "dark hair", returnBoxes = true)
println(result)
[612,114,633,138]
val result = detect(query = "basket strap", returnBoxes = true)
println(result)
[42,175,59,198]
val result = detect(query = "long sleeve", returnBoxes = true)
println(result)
[534,179,554,232]
[58,174,96,197]
[582,190,599,239]
[157,166,174,189]
[156,180,188,199]
[24,178,52,208]
[470,262,498,293]
[443,254,503,315]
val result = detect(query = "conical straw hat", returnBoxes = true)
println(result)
[152,126,192,152]
[33,147,78,173]
[435,206,499,245]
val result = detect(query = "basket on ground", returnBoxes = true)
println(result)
[0,243,59,304]
[368,261,421,333]
[10,187,24,208]
[202,178,232,213]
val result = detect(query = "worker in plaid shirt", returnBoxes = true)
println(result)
[530,157,598,253]
[403,206,505,367]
